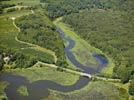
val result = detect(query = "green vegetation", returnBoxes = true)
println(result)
[129,80,134,96]
[40,0,131,19]
[61,0,134,96]
[0,6,60,69]
[0,17,54,69]
[40,0,92,19]
[17,86,28,96]
[0,0,15,14]
[1,66,130,100]
[16,13,68,67]
[5,65,79,84]
[0,81,8,100]
[0,50,4,70]
[54,19,114,73]
[1,0,40,6]
[0,65,79,99]
[0,0,134,99]
[0,9,32,18]
[44,81,129,100]
[62,1,134,83]
[0,0,68,69]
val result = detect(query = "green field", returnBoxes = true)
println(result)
[0,12,26,49]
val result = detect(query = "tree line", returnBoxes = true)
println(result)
[0,0,15,14]
[40,0,129,19]
[62,0,134,95]
[16,13,68,67]
[0,46,55,70]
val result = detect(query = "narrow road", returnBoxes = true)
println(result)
[37,61,92,78]
[36,61,121,82]
[11,16,58,63]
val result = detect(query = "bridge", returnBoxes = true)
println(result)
[35,61,121,82]
[36,61,92,78]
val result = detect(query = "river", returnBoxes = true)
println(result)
[0,27,108,100]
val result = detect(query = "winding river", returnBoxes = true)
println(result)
[0,27,108,100]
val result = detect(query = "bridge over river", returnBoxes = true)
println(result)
[37,61,120,82]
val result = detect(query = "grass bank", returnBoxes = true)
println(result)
[42,81,130,100]
[54,18,115,77]
[4,66,79,85]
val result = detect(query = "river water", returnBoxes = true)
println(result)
[0,27,108,100]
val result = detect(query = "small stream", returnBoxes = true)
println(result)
[0,27,108,100]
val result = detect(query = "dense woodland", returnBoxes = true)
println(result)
[16,13,68,67]
[40,0,134,95]
[63,9,134,82]
[0,0,15,14]
[41,0,130,19]
[0,46,55,69]
[0,0,68,69]
[41,0,134,94]
[62,0,134,95]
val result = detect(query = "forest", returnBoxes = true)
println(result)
[40,0,134,84]
[0,45,55,69]
[60,0,134,95]
[16,13,68,67]
[41,0,129,19]
[63,9,134,83]
[0,0,15,14]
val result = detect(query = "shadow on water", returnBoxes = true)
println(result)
[0,28,108,100]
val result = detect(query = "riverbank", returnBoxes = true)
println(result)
[54,18,115,77]
[0,65,130,100]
